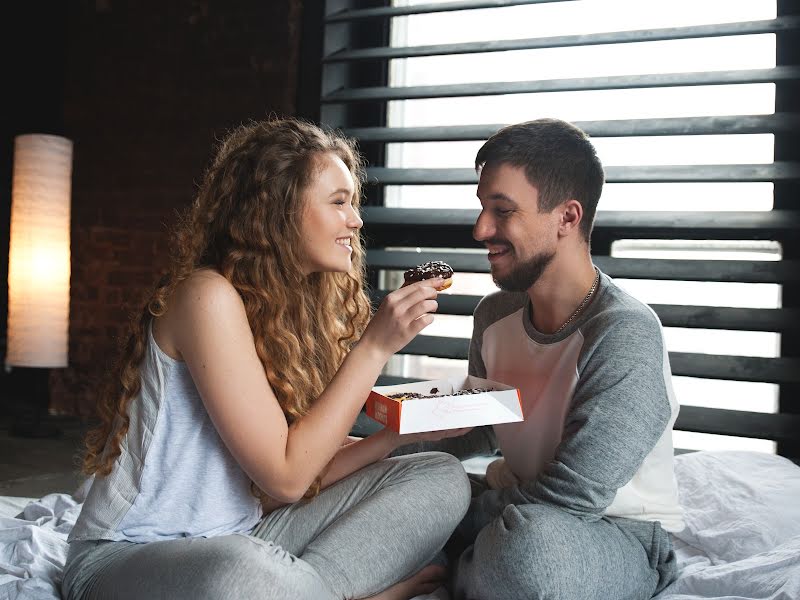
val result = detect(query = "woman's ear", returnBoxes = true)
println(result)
[558,199,583,237]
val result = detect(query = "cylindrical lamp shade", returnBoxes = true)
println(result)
[6,134,72,368]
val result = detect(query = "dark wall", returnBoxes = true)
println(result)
[1,0,303,417]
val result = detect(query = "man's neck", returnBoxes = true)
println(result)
[526,249,597,335]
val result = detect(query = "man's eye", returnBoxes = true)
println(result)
[496,209,513,217]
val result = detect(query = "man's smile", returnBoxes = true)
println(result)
[486,243,512,264]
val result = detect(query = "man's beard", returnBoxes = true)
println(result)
[492,247,555,292]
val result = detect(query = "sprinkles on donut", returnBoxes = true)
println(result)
[403,261,454,291]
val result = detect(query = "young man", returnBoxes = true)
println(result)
[399,119,683,599]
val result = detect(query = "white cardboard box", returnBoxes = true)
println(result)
[366,375,523,434]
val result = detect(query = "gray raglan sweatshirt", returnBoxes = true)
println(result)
[399,269,684,537]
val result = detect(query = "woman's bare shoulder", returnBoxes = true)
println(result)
[173,269,243,313]
[154,270,247,360]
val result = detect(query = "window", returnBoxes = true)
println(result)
[317,0,800,456]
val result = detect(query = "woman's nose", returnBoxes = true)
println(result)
[348,206,363,230]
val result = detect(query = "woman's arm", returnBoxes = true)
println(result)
[170,270,442,504]
[320,427,472,489]
[259,427,472,513]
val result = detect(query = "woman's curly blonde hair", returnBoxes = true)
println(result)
[81,118,371,501]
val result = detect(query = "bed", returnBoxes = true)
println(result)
[2,450,799,600]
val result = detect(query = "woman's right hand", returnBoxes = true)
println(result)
[359,278,443,361]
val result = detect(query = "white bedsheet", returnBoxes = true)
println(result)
[2,451,799,600]
[0,493,81,600]
[654,451,800,600]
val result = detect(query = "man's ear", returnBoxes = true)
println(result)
[558,199,583,237]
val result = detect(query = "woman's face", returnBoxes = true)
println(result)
[299,152,363,275]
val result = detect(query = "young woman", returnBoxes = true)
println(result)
[61,118,471,600]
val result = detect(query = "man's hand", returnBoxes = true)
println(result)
[485,457,520,490]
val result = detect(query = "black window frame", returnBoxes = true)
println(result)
[300,0,800,459]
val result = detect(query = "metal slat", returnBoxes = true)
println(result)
[369,290,800,333]
[649,305,800,333]
[397,335,800,383]
[366,249,489,273]
[675,406,800,443]
[346,114,800,142]
[362,207,800,241]
[376,374,424,387]
[326,0,571,23]
[402,336,469,360]
[364,226,786,248]
[367,163,800,184]
[323,66,800,103]
[594,210,800,237]
[327,18,800,62]
[593,258,799,283]
[366,249,800,283]
[669,353,800,384]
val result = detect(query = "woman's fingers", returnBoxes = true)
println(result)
[381,282,440,326]
[445,427,473,438]
[412,298,439,320]
[390,279,441,307]
[399,276,443,292]
[408,312,435,337]
[363,278,444,356]
[398,426,474,445]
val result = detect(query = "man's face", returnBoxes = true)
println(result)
[474,162,560,292]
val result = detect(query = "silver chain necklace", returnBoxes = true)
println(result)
[554,267,600,334]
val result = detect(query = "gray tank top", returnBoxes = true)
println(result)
[69,322,262,542]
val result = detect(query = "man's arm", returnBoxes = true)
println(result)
[463,311,673,537]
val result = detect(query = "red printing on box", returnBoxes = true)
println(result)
[366,391,402,432]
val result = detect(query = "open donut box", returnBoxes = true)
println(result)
[366,375,524,434]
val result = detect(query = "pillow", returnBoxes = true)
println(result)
[672,451,800,563]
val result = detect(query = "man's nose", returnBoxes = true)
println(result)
[473,210,493,241]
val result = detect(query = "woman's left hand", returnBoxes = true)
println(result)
[388,426,473,448]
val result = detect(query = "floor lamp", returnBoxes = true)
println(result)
[6,134,72,437]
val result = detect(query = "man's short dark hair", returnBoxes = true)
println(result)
[475,118,605,242]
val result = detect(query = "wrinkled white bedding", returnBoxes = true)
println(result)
[654,451,800,600]
[2,451,799,600]
[1,493,81,600]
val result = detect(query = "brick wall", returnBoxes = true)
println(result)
[46,0,303,416]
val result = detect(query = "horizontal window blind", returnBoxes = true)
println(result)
[316,0,800,458]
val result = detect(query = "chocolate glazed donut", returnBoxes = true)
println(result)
[403,261,454,290]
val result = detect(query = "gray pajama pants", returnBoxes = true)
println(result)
[61,452,470,600]
[450,474,677,600]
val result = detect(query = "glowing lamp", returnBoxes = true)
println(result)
[6,134,72,369]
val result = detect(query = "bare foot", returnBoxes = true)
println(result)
[365,565,447,600]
